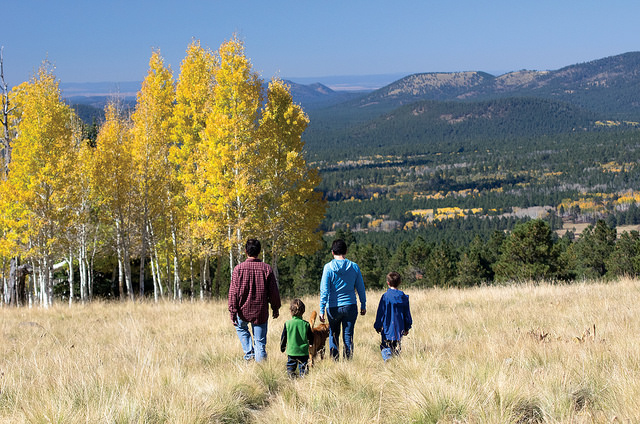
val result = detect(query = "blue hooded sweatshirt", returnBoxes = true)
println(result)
[319,258,366,315]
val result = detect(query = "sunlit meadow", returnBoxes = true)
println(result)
[2,278,640,423]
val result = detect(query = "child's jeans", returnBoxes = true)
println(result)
[380,335,401,361]
[287,355,309,377]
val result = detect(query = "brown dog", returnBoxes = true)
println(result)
[308,310,330,366]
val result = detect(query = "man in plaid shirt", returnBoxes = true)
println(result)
[228,239,281,362]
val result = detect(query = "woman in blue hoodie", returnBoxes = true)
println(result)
[319,239,366,360]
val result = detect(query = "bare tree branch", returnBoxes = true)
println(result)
[1,46,13,179]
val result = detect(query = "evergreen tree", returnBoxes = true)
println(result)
[405,236,432,285]
[425,242,458,288]
[494,219,557,282]
[350,243,389,289]
[571,220,617,279]
[606,230,640,278]
[456,235,493,286]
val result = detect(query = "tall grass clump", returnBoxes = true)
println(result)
[2,278,640,422]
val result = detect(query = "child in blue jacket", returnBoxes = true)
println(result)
[373,272,413,361]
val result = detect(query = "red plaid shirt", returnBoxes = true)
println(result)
[228,258,281,325]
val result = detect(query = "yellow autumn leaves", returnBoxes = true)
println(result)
[0,36,325,304]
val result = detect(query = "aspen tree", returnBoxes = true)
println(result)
[63,117,100,304]
[171,41,219,297]
[93,103,136,301]
[202,36,263,274]
[131,50,176,300]
[256,79,325,280]
[0,80,34,306]
[5,66,76,307]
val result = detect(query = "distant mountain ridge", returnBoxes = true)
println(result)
[348,52,640,119]
[66,52,640,132]
[64,79,359,116]
[284,81,361,108]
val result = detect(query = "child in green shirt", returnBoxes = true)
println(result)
[280,299,314,377]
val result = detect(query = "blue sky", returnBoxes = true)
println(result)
[3,0,640,88]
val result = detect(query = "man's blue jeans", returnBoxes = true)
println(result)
[327,303,358,360]
[234,318,268,362]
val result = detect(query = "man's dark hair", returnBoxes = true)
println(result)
[387,271,402,288]
[245,239,261,257]
[331,239,348,255]
[290,298,305,317]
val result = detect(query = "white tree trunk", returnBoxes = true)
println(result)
[78,245,87,303]
[115,220,125,301]
[171,226,181,301]
[67,254,74,307]
[148,222,163,300]
[189,256,194,302]
[150,251,159,302]
[154,248,163,298]
[228,224,234,280]
[140,210,148,298]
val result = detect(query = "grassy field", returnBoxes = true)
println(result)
[2,278,640,423]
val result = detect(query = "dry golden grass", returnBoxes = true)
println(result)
[2,278,640,423]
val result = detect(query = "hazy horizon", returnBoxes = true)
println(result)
[4,0,640,88]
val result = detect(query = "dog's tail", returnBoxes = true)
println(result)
[309,310,318,327]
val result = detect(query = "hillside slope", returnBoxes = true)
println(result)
[305,97,602,158]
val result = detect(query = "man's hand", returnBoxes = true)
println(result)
[272,309,279,319]
[360,308,366,316]
[231,314,238,326]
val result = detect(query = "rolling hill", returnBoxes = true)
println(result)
[303,96,608,159]
[326,51,640,121]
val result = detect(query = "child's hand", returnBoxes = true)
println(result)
[402,330,409,336]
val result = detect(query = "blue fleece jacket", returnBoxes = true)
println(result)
[373,288,412,341]
[319,258,366,315]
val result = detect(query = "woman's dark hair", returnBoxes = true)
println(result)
[331,239,348,255]
[290,299,305,317]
